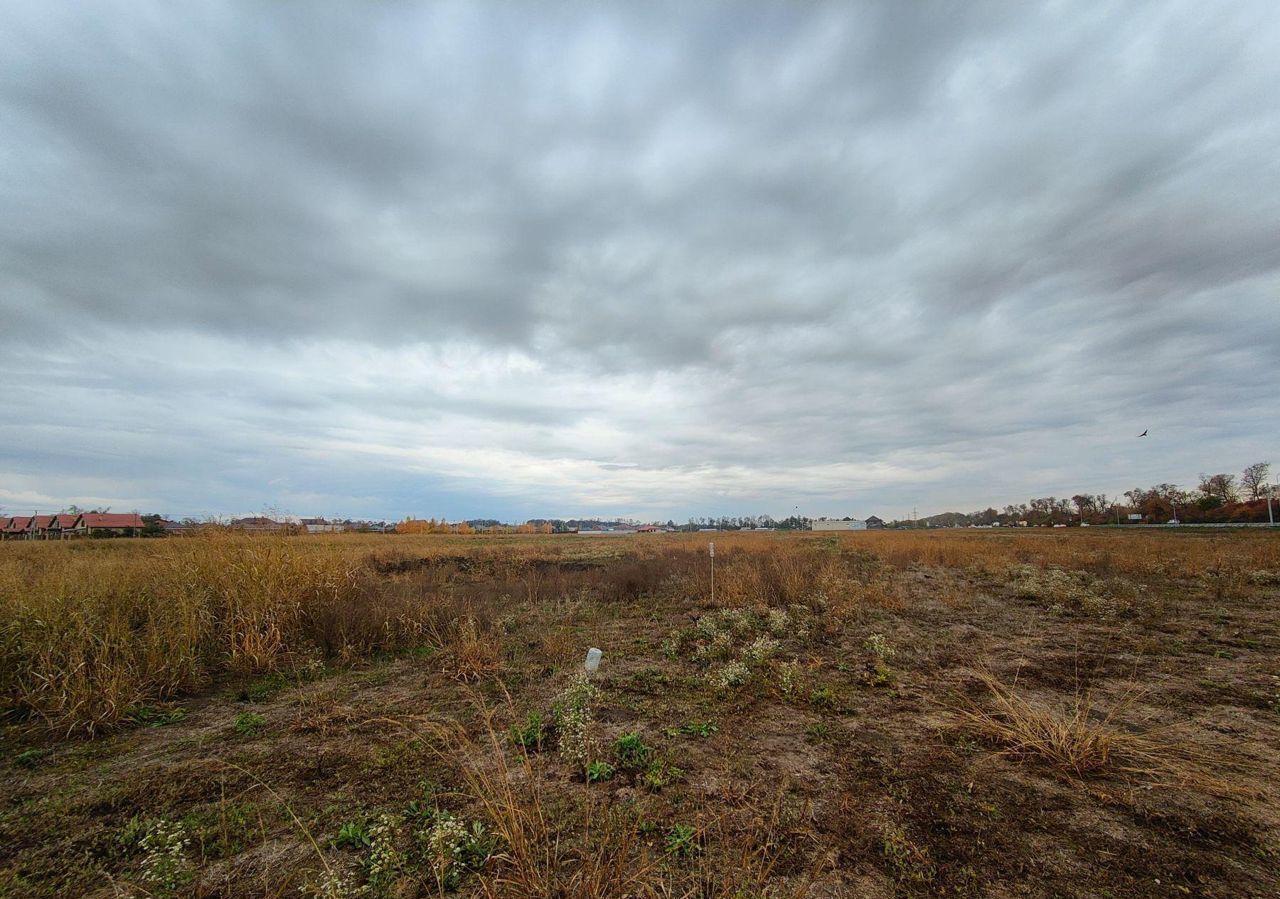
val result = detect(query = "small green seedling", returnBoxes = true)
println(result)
[809,685,837,709]
[332,820,371,850]
[665,823,698,857]
[805,722,831,742]
[642,760,683,790]
[668,721,718,739]
[232,711,265,736]
[586,760,616,783]
[510,711,547,751]
[14,747,51,769]
[131,705,187,728]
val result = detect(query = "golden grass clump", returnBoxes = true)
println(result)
[441,616,504,683]
[953,668,1230,792]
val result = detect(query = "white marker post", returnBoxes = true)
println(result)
[709,541,715,605]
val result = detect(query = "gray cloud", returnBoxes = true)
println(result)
[1,1,1278,520]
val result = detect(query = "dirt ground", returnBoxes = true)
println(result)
[2,530,1278,897]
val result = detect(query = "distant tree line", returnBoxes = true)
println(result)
[891,461,1273,528]
[673,515,810,531]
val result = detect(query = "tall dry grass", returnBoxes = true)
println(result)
[0,535,440,734]
[3,527,1271,735]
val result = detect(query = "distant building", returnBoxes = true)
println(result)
[1,516,33,540]
[80,513,144,537]
[230,516,286,534]
[300,517,345,534]
[1,512,146,539]
[44,513,83,539]
[864,515,885,529]
[811,518,867,531]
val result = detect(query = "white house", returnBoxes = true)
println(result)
[811,518,867,531]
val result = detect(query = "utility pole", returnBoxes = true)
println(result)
[1268,485,1275,526]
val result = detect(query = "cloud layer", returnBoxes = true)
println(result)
[2,1,1278,520]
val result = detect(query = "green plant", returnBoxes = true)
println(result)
[554,673,598,776]
[315,870,360,898]
[509,711,547,752]
[668,720,718,738]
[766,607,791,636]
[881,823,934,884]
[694,630,735,664]
[403,779,443,822]
[613,732,654,772]
[179,801,263,860]
[642,759,683,790]
[362,813,403,892]
[131,705,187,727]
[713,660,751,688]
[867,659,895,687]
[777,660,801,698]
[417,811,496,891]
[13,747,50,768]
[332,820,371,850]
[864,633,896,661]
[118,815,148,853]
[587,760,616,783]
[232,711,266,735]
[665,823,698,857]
[742,635,780,664]
[140,819,193,893]
[404,799,433,822]
[809,685,837,709]
[694,616,720,640]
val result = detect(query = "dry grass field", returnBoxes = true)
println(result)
[2,529,1278,897]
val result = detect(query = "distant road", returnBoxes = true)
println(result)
[1094,523,1277,529]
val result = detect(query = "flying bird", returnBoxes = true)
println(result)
[1137,429,1148,437]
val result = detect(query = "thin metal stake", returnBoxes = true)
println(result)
[709,541,715,605]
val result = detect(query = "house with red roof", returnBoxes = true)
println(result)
[79,512,144,537]
[44,513,84,539]
[1,516,34,540]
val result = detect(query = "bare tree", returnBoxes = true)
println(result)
[1241,462,1271,501]
[1197,473,1238,505]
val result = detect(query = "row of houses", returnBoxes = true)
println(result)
[1,512,146,540]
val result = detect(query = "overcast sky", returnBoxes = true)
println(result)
[2,2,1277,522]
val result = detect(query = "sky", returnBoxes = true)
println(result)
[2,1,1278,523]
